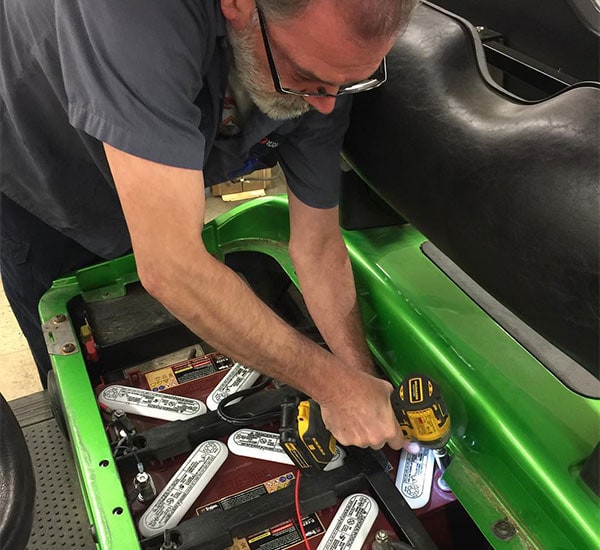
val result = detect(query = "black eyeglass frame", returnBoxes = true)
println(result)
[256,7,388,98]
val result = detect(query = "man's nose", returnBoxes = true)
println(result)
[304,95,337,114]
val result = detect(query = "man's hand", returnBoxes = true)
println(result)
[319,370,407,450]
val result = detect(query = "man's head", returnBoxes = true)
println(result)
[222,0,418,120]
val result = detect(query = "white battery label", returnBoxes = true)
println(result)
[138,440,228,537]
[206,363,261,411]
[228,429,292,464]
[395,447,435,509]
[227,428,346,470]
[317,493,379,550]
[98,385,206,421]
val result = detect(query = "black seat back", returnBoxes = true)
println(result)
[0,393,36,549]
[342,2,599,376]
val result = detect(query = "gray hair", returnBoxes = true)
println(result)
[256,0,419,40]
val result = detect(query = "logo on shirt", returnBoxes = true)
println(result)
[259,136,280,149]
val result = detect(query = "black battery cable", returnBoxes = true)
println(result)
[216,376,283,425]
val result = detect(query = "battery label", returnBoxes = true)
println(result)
[139,440,228,537]
[145,353,233,390]
[146,367,179,390]
[317,494,378,550]
[197,472,324,550]
[395,448,434,509]
[197,472,295,515]
[246,516,323,550]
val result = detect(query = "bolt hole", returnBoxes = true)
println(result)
[112,507,123,516]
[99,460,110,467]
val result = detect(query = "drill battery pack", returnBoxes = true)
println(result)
[279,398,336,473]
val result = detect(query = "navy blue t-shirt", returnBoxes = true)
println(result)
[0,0,351,258]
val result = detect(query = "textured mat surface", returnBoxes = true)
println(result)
[11,392,96,549]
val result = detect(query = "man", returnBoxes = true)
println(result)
[1,0,418,450]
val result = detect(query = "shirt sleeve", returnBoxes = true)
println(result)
[276,95,353,209]
[55,0,213,169]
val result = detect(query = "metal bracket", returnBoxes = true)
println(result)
[42,314,79,356]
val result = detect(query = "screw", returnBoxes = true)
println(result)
[53,314,67,323]
[491,519,516,541]
[62,342,76,353]
[476,25,485,32]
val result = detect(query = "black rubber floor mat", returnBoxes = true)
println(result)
[11,392,95,549]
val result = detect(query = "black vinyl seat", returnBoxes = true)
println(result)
[0,393,36,549]
[342,2,599,377]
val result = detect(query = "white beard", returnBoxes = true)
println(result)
[226,20,311,121]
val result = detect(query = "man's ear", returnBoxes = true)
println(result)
[221,0,256,30]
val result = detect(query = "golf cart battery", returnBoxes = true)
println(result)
[105,354,397,548]
[126,442,402,549]
[95,350,236,432]
[98,346,456,548]
[196,479,394,550]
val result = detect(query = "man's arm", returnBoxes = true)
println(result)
[286,189,408,447]
[104,144,405,449]
[287,189,374,374]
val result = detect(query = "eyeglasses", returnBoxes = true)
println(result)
[256,7,387,98]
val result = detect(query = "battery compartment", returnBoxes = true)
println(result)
[65,251,489,550]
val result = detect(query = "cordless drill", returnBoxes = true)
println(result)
[279,373,451,473]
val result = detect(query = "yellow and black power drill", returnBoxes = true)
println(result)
[279,373,451,474]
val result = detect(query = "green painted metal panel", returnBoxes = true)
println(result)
[40,274,141,549]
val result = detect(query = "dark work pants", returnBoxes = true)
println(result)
[0,194,103,387]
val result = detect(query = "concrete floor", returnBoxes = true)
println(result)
[0,285,40,400]
[0,176,286,401]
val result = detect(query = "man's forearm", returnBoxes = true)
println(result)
[291,240,375,375]
[150,247,351,404]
